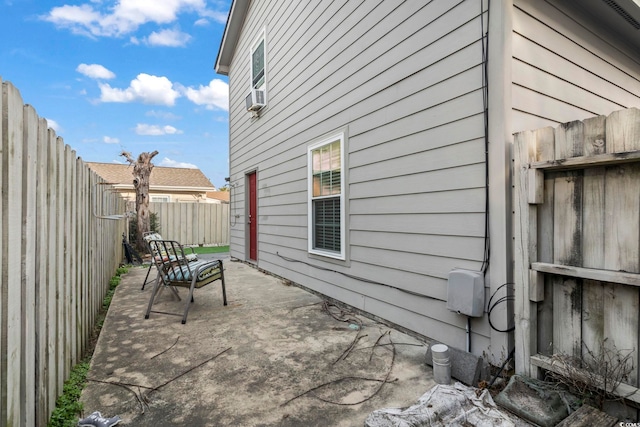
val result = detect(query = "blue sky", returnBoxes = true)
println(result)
[0,0,231,188]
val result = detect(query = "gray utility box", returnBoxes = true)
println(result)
[446,269,484,317]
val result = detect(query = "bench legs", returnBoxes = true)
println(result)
[147,259,227,324]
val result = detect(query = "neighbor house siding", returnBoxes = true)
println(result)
[512,0,640,132]
[227,1,495,355]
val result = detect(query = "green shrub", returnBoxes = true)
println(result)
[128,211,160,243]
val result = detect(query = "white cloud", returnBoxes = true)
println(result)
[42,4,102,36]
[135,123,183,135]
[146,110,181,120]
[46,118,61,132]
[158,157,197,168]
[144,28,192,47]
[199,9,228,24]
[99,73,180,105]
[103,135,120,144]
[77,63,115,79]
[183,79,228,111]
[194,18,208,26]
[42,0,209,38]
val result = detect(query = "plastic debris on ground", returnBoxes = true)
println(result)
[78,411,122,427]
[365,382,524,427]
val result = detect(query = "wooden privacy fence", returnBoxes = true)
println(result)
[514,107,640,403]
[1,79,126,426]
[149,202,230,246]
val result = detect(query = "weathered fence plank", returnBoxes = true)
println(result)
[45,127,58,418]
[514,129,537,377]
[537,174,554,356]
[35,115,49,425]
[22,104,38,427]
[574,112,606,362]
[554,122,585,359]
[56,136,65,396]
[2,80,25,427]
[606,108,640,153]
[603,163,640,387]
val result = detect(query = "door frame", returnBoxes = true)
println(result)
[245,170,258,262]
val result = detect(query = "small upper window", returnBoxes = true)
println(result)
[252,38,265,89]
[150,195,170,203]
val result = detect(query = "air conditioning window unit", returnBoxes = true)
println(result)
[245,89,265,112]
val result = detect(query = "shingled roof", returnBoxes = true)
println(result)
[86,162,216,190]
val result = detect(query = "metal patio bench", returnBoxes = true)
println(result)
[141,232,198,290]
[144,239,227,324]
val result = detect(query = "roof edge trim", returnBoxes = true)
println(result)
[215,0,251,75]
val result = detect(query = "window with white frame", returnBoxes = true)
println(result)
[308,133,345,259]
[150,195,170,203]
[251,33,265,90]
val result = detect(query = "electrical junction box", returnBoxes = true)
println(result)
[446,269,484,317]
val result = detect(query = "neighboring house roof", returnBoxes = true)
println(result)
[206,191,230,203]
[215,0,250,75]
[87,162,216,192]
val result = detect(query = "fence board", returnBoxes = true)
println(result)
[35,115,49,426]
[606,108,640,153]
[604,282,638,387]
[23,104,38,427]
[603,163,640,386]
[2,81,25,426]
[64,145,73,376]
[45,128,58,417]
[514,129,537,376]
[537,174,554,356]
[578,118,607,355]
[56,136,65,396]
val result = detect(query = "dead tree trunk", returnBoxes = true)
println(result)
[121,150,159,252]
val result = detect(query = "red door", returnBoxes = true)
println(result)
[247,172,257,261]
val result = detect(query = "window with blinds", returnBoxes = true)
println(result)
[308,134,345,258]
[252,39,264,89]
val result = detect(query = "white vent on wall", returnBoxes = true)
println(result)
[245,89,265,112]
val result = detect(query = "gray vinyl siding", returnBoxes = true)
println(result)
[512,0,640,132]
[227,0,492,353]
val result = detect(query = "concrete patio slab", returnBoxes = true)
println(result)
[80,259,436,426]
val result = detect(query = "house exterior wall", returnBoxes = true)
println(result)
[227,1,498,357]
[224,0,640,362]
[512,0,640,132]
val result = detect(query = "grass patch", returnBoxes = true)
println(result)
[189,245,229,255]
[48,265,130,427]
[48,359,90,427]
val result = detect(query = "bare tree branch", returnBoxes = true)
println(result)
[120,150,135,164]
